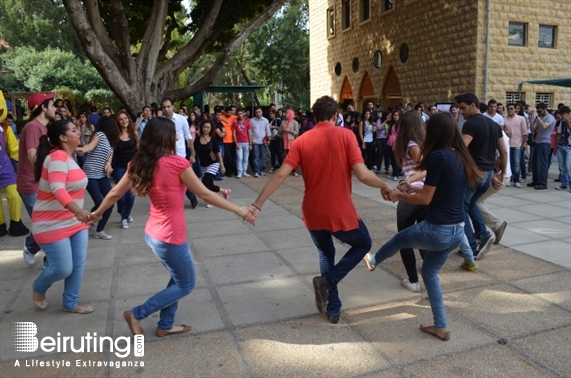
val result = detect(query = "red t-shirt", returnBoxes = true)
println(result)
[17,118,47,194]
[232,119,251,143]
[145,155,191,245]
[284,122,363,231]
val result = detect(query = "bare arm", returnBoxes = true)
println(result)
[496,137,508,177]
[390,184,437,206]
[462,134,473,146]
[358,121,364,147]
[27,148,37,165]
[77,134,101,153]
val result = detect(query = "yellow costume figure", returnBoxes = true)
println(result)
[0,90,29,237]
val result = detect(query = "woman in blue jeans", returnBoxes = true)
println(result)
[364,113,482,341]
[93,118,250,337]
[111,111,137,229]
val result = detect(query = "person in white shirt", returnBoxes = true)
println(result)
[250,107,272,177]
[483,99,505,127]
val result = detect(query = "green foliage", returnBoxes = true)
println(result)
[243,0,309,108]
[0,73,25,93]
[3,46,109,93]
[0,0,84,57]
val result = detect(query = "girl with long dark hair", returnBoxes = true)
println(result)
[364,112,482,341]
[112,111,138,229]
[32,120,94,314]
[375,110,391,174]
[195,120,231,207]
[386,109,402,180]
[92,117,251,336]
[76,116,116,240]
[77,112,94,168]
[359,110,375,169]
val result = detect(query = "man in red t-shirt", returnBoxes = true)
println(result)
[247,96,392,324]
[18,92,56,266]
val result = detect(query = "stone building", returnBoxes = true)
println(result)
[309,0,571,111]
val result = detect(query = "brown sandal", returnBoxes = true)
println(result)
[33,290,48,310]
[124,310,144,335]
[155,324,192,337]
[222,188,231,200]
[420,324,450,341]
[63,305,93,314]
[363,254,376,271]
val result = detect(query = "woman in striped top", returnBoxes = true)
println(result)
[76,116,116,240]
[31,120,95,314]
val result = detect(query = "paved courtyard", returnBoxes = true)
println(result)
[0,164,569,377]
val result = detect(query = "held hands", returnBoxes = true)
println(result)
[76,147,85,156]
[381,186,393,201]
[237,206,254,223]
[75,209,100,224]
[244,206,260,226]
[387,188,402,203]
[492,174,503,190]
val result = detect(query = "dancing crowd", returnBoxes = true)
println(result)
[1,89,569,341]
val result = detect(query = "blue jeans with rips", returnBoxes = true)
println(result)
[369,221,464,329]
[309,219,372,317]
[19,192,41,254]
[34,229,88,310]
[132,233,196,330]
[464,170,494,253]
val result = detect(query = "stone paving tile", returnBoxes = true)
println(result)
[190,233,269,258]
[511,219,571,239]
[486,207,544,224]
[257,228,315,250]
[512,240,571,268]
[84,245,116,270]
[517,203,570,218]
[444,284,571,339]
[246,214,304,232]
[511,326,571,378]
[346,298,494,365]
[216,276,316,326]
[498,225,551,247]
[510,270,571,311]
[0,247,43,281]
[185,218,252,238]
[472,247,561,280]
[117,242,158,267]
[402,345,552,378]
[201,251,295,285]
[110,331,243,378]
[236,316,387,378]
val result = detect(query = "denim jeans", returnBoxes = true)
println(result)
[132,233,196,330]
[215,144,224,179]
[33,229,88,310]
[510,147,521,184]
[309,219,372,317]
[396,201,428,283]
[19,192,41,254]
[253,144,266,175]
[86,177,113,232]
[532,143,550,186]
[369,221,464,329]
[112,168,135,221]
[464,170,494,253]
[520,149,527,180]
[557,146,571,188]
[236,142,250,175]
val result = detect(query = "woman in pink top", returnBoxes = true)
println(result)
[32,120,95,314]
[93,118,250,337]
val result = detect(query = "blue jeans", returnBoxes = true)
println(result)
[464,170,494,253]
[19,192,41,254]
[236,143,250,175]
[132,233,196,330]
[86,177,113,232]
[458,234,475,262]
[309,219,372,317]
[557,146,571,188]
[520,149,527,180]
[369,221,464,329]
[532,143,550,186]
[509,147,521,184]
[112,168,135,221]
[34,229,88,310]
[253,144,266,175]
[215,145,224,179]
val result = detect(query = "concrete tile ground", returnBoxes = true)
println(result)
[0,164,569,377]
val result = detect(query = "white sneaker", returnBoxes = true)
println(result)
[514,182,521,188]
[94,231,113,240]
[261,172,266,176]
[401,278,421,293]
[243,173,251,178]
[237,173,242,178]
[23,245,35,266]
[393,176,398,181]
[254,173,260,177]
[293,172,299,177]
[127,216,134,223]
[121,220,129,229]
[206,204,213,208]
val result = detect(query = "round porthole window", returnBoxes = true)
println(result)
[372,51,382,68]
[400,44,409,63]
[352,57,360,73]
[334,62,342,76]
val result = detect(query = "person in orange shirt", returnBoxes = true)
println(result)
[220,107,237,177]
[245,96,392,324]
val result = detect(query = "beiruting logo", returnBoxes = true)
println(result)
[12,322,144,358]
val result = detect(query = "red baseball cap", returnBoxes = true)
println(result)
[28,92,56,111]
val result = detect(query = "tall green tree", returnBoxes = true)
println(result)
[58,0,288,115]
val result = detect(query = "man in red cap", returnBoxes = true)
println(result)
[17,92,56,266]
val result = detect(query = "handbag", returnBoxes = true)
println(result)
[208,139,217,161]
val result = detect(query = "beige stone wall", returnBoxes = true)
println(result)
[310,0,571,109]
[481,0,571,106]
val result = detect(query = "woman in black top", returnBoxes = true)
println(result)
[112,111,138,229]
[364,113,482,341]
[194,120,230,208]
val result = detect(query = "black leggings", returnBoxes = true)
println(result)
[365,142,375,169]
[397,201,428,283]
[201,173,220,193]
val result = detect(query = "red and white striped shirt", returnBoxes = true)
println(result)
[32,149,89,244]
